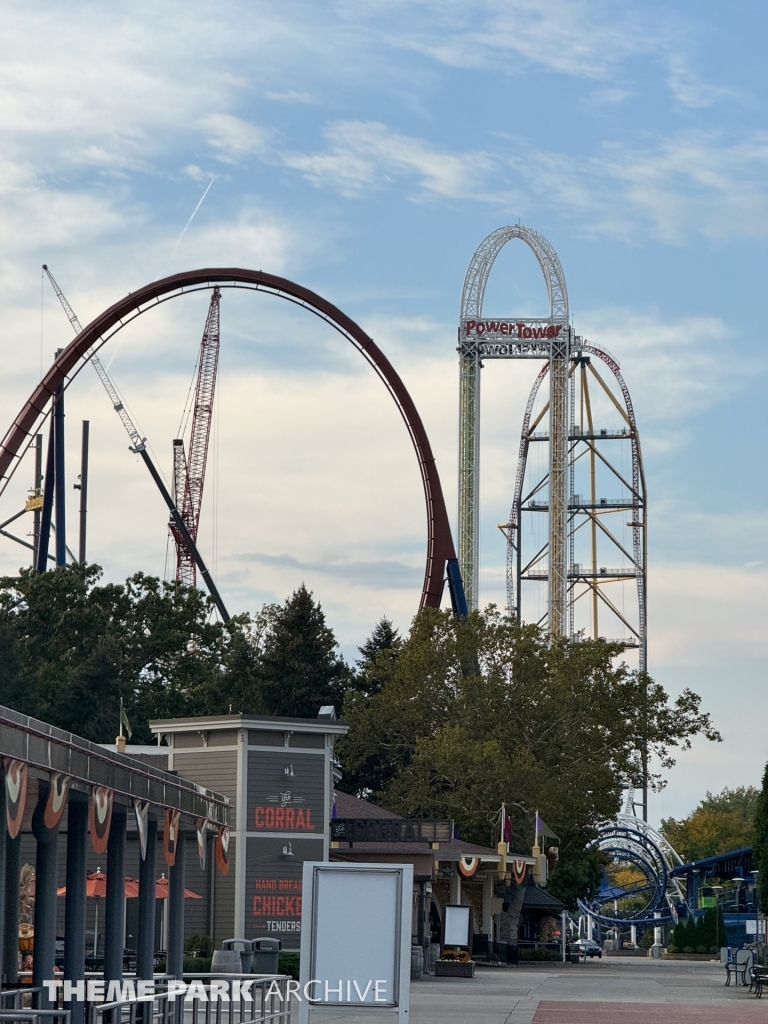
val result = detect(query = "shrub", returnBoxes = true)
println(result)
[519,948,561,962]
[279,952,300,980]
[185,935,213,958]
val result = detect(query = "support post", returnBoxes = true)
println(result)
[32,434,42,568]
[77,421,89,564]
[64,797,88,1024]
[548,328,570,636]
[0,776,5,981]
[32,788,60,1008]
[36,423,55,573]
[104,806,127,982]
[136,819,157,983]
[167,832,186,980]
[3,833,20,985]
[457,347,480,611]
[53,350,66,566]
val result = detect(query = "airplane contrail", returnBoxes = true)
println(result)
[172,178,214,255]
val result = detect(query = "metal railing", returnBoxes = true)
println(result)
[86,977,291,1024]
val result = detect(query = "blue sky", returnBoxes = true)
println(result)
[0,0,766,824]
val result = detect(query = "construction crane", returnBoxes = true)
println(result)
[170,288,220,586]
[42,266,230,622]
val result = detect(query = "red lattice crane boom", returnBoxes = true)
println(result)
[170,288,221,586]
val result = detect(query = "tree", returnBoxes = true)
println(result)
[0,567,352,741]
[752,762,768,913]
[355,617,404,697]
[256,584,352,718]
[0,564,235,741]
[661,786,758,862]
[338,604,721,927]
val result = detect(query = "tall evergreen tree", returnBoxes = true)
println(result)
[257,584,351,718]
[355,616,404,697]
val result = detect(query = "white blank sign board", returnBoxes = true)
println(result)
[444,904,471,947]
[299,862,413,1023]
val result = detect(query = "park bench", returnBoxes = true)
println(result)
[749,963,768,997]
[725,947,754,986]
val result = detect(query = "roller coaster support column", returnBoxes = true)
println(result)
[548,328,569,636]
[458,345,480,611]
[76,421,89,563]
[36,424,55,573]
[32,434,42,567]
[53,350,66,566]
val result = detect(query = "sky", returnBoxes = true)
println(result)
[0,0,766,826]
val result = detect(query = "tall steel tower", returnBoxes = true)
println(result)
[458,226,569,627]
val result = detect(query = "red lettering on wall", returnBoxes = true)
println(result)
[253,806,316,830]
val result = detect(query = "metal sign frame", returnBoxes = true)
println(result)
[299,862,413,1024]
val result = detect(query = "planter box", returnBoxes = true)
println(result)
[662,952,717,961]
[435,960,476,978]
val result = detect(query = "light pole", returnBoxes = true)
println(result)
[711,886,724,956]
[750,870,760,962]
[732,878,744,948]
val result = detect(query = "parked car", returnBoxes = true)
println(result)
[574,939,603,958]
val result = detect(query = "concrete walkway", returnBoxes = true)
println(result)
[303,957,763,1023]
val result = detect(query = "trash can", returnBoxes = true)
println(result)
[252,937,282,974]
[221,938,255,972]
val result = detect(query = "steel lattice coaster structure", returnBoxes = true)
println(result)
[458,226,647,671]
[578,814,687,934]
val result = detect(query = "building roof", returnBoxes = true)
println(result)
[150,713,349,736]
[521,880,566,912]
[670,846,753,879]
[331,790,500,861]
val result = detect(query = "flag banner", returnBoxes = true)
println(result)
[90,787,113,854]
[215,825,230,875]
[119,702,133,741]
[503,808,513,845]
[4,759,27,839]
[195,817,207,870]
[43,773,71,830]
[458,855,480,879]
[535,812,560,843]
[164,809,181,867]
[133,800,150,860]
[512,860,528,885]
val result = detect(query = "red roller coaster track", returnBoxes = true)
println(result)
[0,269,462,612]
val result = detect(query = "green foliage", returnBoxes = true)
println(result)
[753,762,768,914]
[338,605,719,906]
[278,952,300,979]
[256,584,352,718]
[667,908,723,954]
[185,935,213,958]
[0,566,352,741]
[519,947,561,961]
[548,850,607,911]
[638,928,654,949]
[661,786,758,862]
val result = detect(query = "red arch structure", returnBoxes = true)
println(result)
[0,269,467,614]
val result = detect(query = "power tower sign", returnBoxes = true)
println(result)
[458,225,569,630]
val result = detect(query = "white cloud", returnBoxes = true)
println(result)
[266,90,318,104]
[376,0,656,79]
[666,57,732,109]
[283,120,493,198]
[578,308,736,423]
[198,114,271,163]
[506,131,768,242]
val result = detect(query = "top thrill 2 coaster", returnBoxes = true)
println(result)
[0,269,468,617]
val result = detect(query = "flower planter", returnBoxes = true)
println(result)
[435,960,476,978]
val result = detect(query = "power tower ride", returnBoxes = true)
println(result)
[170,288,221,586]
[458,226,569,625]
